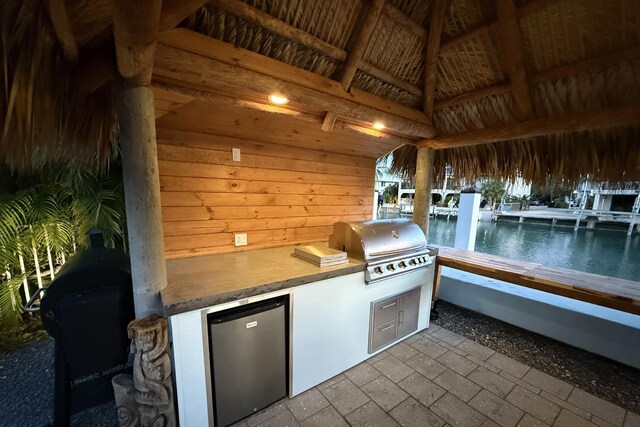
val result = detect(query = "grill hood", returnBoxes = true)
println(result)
[328,219,427,261]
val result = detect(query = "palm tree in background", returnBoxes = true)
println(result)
[0,165,125,329]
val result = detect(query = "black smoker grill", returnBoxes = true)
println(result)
[26,230,135,426]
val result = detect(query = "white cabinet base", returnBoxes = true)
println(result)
[169,264,434,425]
[291,267,433,395]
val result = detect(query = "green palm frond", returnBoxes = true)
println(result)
[0,275,24,329]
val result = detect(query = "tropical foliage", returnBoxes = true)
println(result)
[481,179,505,209]
[0,165,125,330]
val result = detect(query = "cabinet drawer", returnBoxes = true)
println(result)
[370,319,397,352]
[372,297,398,327]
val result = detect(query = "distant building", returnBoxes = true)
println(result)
[576,181,640,212]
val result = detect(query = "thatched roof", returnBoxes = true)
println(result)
[1,0,639,182]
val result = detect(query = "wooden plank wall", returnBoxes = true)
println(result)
[157,127,376,258]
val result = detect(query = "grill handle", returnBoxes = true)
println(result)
[24,287,48,313]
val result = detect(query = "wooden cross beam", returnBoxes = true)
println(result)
[419,105,640,149]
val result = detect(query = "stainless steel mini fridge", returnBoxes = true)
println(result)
[208,296,288,427]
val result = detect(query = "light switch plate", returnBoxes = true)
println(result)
[234,233,247,246]
[232,148,241,162]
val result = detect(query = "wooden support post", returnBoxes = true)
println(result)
[112,0,162,85]
[413,146,434,238]
[118,85,168,318]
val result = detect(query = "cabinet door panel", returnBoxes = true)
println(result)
[397,288,421,338]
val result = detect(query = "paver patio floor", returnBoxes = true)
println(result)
[232,324,639,427]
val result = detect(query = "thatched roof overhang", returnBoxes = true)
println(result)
[0,0,638,183]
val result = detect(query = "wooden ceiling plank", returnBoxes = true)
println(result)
[157,29,434,134]
[152,44,430,138]
[112,0,162,85]
[340,0,385,91]
[419,105,640,149]
[383,3,428,41]
[495,0,534,121]
[424,0,451,119]
[153,81,417,148]
[42,0,79,62]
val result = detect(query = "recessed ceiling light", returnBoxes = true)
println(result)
[372,122,385,130]
[268,94,289,105]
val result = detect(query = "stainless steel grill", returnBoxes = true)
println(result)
[328,219,432,283]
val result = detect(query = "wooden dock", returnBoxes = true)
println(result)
[433,246,640,315]
[495,209,640,235]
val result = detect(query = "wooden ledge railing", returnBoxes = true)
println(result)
[431,246,640,315]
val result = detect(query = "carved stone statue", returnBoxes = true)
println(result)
[128,314,176,427]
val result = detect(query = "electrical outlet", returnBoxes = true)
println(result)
[234,233,247,246]
[232,148,241,162]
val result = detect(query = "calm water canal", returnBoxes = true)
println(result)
[426,218,640,282]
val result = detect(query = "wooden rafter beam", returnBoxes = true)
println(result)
[209,0,346,61]
[439,0,563,53]
[359,62,423,96]
[418,105,640,149]
[42,0,79,62]
[434,83,511,110]
[528,45,640,85]
[423,0,450,119]
[155,29,435,138]
[495,0,534,120]
[159,0,209,31]
[382,3,427,41]
[440,22,498,52]
[209,0,422,98]
[435,45,640,110]
[341,0,385,91]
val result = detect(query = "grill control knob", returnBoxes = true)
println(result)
[398,261,407,269]
[374,267,383,275]
[409,259,417,266]
[386,264,395,272]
